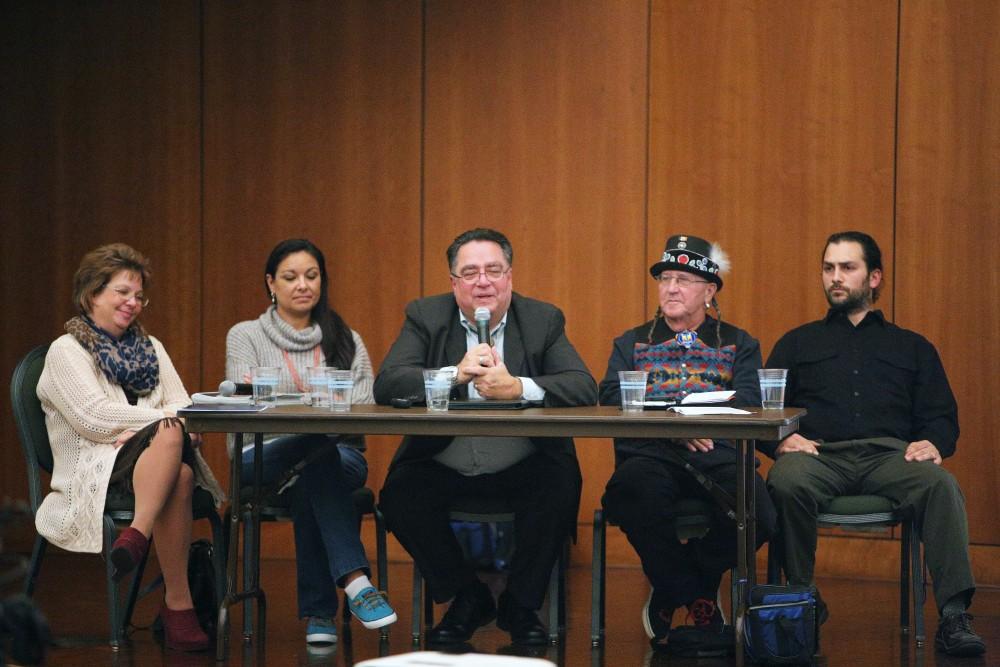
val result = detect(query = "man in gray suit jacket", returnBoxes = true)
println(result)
[375,228,597,646]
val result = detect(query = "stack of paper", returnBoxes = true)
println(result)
[669,406,750,415]
[643,390,736,408]
[190,392,252,405]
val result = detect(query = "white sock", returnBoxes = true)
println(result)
[344,575,373,600]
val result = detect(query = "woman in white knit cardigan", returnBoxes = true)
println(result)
[36,244,224,652]
[225,238,396,646]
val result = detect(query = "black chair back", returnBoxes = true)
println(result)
[10,344,52,514]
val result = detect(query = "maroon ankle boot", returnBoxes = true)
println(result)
[160,606,212,652]
[109,527,148,582]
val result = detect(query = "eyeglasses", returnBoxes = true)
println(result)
[656,273,708,288]
[450,265,511,284]
[111,286,149,307]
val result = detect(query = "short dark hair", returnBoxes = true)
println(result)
[825,231,883,273]
[825,231,884,301]
[446,228,513,271]
[73,243,151,315]
[264,238,356,370]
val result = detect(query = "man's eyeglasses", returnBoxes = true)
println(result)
[111,286,149,307]
[450,266,511,284]
[655,273,708,288]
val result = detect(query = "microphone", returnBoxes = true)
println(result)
[218,380,253,396]
[474,307,491,345]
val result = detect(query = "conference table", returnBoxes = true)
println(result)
[179,403,805,662]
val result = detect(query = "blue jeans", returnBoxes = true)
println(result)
[242,434,370,619]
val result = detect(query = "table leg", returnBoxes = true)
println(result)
[733,437,757,666]
[250,432,267,649]
[215,431,268,661]
[746,438,757,589]
[216,432,244,661]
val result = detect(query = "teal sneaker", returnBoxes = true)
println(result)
[348,587,398,629]
[305,617,337,645]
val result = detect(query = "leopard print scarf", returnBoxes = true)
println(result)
[65,315,159,396]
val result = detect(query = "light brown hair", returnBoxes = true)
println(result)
[72,243,151,315]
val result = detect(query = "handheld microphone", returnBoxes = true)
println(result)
[218,380,253,396]
[474,307,491,345]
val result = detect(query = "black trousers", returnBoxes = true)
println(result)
[604,452,776,610]
[379,452,578,610]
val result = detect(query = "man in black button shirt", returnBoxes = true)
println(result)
[763,231,985,657]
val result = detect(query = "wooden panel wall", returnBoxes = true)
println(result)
[422,0,649,521]
[1,0,997,582]
[0,2,203,530]
[199,0,423,508]
[649,0,898,353]
[895,0,1000,545]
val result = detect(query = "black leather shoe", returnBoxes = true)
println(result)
[496,591,548,646]
[935,612,986,657]
[426,581,496,645]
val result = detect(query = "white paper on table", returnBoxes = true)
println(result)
[669,406,751,415]
[190,392,252,405]
[190,392,309,406]
[681,390,735,404]
[643,390,735,408]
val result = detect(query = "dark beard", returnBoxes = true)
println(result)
[825,284,872,314]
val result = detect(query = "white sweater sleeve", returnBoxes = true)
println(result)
[350,330,375,406]
[38,336,166,445]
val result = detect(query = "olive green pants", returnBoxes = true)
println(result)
[767,438,975,611]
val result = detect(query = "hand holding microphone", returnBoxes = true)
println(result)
[457,343,495,384]
[456,308,495,385]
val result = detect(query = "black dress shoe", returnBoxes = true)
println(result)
[426,581,496,645]
[935,612,986,657]
[496,591,548,646]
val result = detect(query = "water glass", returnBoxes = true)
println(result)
[618,370,648,414]
[328,369,354,413]
[251,366,280,406]
[307,366,330,408]
[758,368,788,410]
[423,367,456,412]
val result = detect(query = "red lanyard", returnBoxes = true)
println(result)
[282,347,322,393]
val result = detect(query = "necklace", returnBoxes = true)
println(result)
[281,347,322,392]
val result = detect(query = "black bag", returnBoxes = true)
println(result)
[187,539,217,635]
[744,584,818,664]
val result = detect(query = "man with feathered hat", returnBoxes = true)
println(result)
[598,234,777,653]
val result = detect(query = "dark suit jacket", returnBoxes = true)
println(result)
[374,292,597,474]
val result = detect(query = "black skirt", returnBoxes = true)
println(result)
[108,417,197,493]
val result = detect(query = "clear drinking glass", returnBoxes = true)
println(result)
[328,369,354,412]
[758,368,788,410]
[251,366,280,406]
[618,370,648,414]
[307,366,330,408]
[423,367,457,412]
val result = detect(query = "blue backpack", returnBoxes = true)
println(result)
[744,585,818,664]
